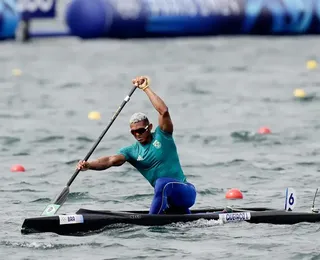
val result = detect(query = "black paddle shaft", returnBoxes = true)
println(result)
[66,86,137,187]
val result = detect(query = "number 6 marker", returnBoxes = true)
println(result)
[285,187,296,211]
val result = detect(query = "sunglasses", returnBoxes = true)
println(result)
[131,125,149,135]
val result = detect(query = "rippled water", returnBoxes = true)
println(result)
[1,36,320,259]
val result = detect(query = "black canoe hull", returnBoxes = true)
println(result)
[21,207,320,236]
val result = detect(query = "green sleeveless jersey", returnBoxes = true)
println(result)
[117,126,186,187]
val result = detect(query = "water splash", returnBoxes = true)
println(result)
[0,241,105,250]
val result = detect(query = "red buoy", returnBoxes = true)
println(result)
[10,164,25,172]
[258,127,271,135]
[225,188,243,199]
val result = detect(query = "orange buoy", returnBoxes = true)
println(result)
[225,188,243,199]
[258,126,271,135]
[10,164,25,172]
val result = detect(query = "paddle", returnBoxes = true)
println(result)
[41,86,137,216]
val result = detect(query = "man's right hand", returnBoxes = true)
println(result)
[77,160,90,171]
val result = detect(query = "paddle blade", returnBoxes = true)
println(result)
[41,204,61,216]
[41,186,70,216]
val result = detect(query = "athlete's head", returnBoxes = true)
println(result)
[129,112,153,144]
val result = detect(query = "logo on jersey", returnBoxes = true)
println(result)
[137,155,144,161]
[153,140,161,149]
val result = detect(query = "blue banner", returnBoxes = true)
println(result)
[0,0,20,39]
[242,0,319,34]
[17,0,56,19]
[65,0,320,39]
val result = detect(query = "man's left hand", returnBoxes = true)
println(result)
[132,76,150,91]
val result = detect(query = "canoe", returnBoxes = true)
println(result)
[21,206,320,236]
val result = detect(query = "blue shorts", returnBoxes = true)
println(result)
[149,177,196,214]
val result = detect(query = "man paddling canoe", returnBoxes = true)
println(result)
[77,76,196,214]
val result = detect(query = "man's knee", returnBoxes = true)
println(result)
[168,183,196,208]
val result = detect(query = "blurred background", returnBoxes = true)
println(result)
[1,0,320,259]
